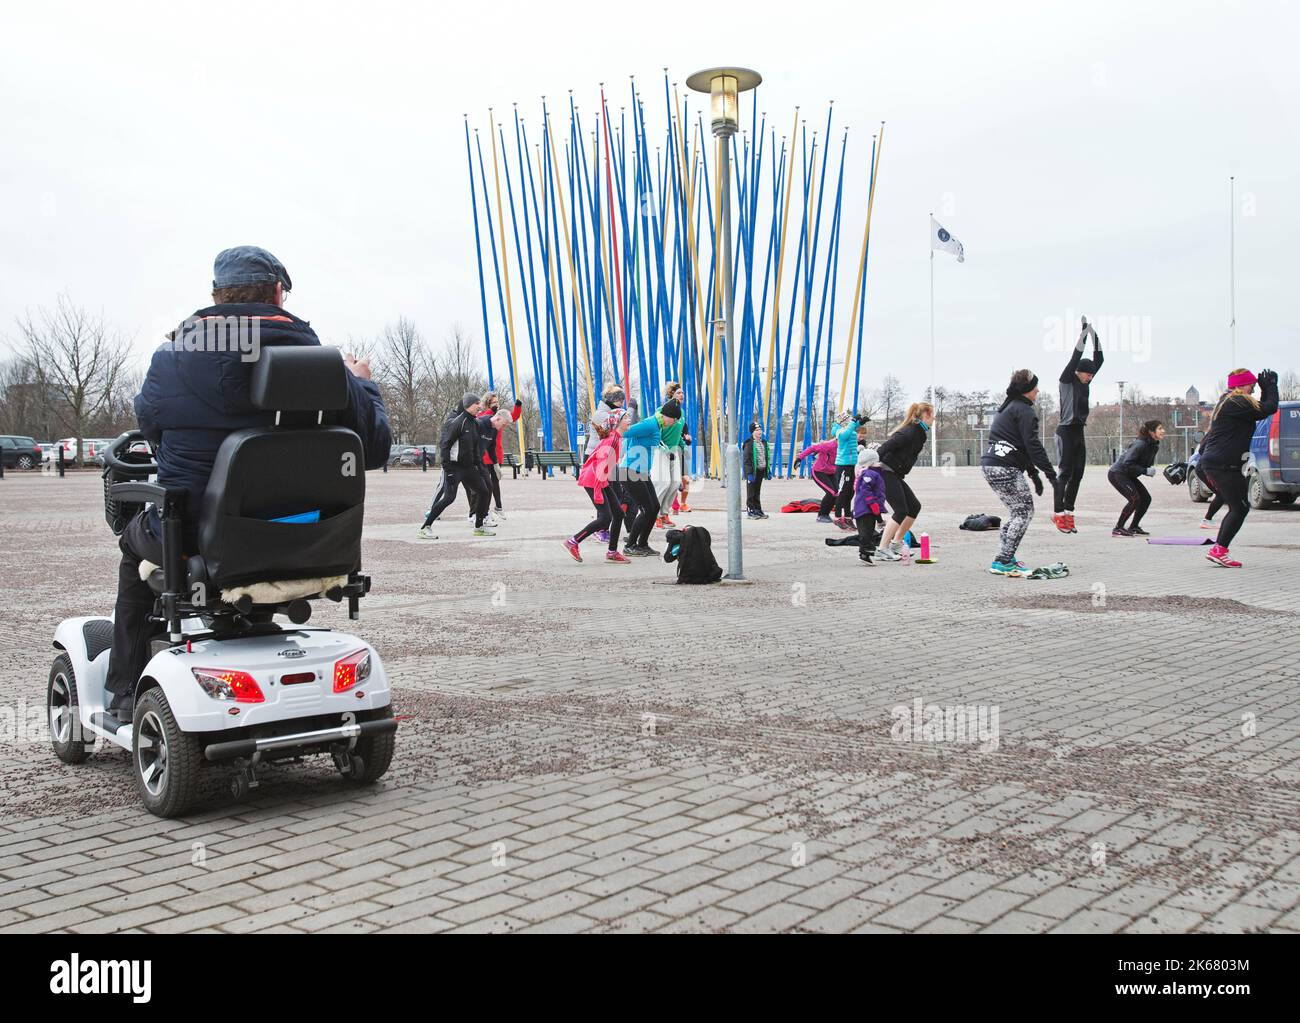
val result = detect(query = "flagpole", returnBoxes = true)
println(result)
[929,213,937,470]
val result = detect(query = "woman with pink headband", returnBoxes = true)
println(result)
[1197,367,1279,567]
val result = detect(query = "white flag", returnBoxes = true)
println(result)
[931,217,964,262]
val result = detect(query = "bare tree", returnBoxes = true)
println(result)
[372,318,432,443]
[1279,370,1300,401]
[877,374,906,434]
[16,297,132,463]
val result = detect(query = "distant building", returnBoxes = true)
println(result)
[1185,385,1200,406]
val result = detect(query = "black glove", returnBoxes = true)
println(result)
[1030,473,1044,497]
[1259,369,1278,388]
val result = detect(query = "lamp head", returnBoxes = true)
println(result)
[686,66,761,135]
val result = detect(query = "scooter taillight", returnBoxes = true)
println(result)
[333,649,371,693]
[192,667,265,704]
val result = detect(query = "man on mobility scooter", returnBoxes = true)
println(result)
[48,246,395,816]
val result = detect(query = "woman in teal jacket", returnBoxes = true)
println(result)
[619,402,679,555]
[832,412,864,525]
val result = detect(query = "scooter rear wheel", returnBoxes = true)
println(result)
[133,688,203,818]
[347,707,395,784]
[48,654,90,765]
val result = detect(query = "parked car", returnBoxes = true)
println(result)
[387,444,419,467]
[1190,401,1300,508]
[0,435,43,470]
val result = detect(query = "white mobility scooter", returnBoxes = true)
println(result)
[48,346,397,817]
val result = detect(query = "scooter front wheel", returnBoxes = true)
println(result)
[133,688,203,818]
[48,654,89,765]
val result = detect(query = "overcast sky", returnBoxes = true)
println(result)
[2,0,1296,404]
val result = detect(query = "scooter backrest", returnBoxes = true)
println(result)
[197,346,364,590]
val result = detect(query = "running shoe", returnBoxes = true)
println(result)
[562,537,582,563]
[747,510,762,519]
[677,503,693,512]
[1206,544,1241,568]
[815,514,833,524]
[988,560,1025,577]
[605,550,631,564]
[661,515,676,527]
[1199,519,1215,530]
[597,529,610,543]
[473,526,497,537]
[494,508,507,520]
[416,526,436,540]
[1111,526,1133,538]
[757,511,769,519]
[1066,513,1078,533]
[875,547,902,562]
[1052,513,1071,534]
[642,545,660,556]
[1129,526,1150,537]
[834,517,855,532]
[858,554,875,566]
[655,516,665,529]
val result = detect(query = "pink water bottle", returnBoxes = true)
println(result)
[920,533,931,560]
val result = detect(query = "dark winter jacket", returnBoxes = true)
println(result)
[439,408,482,468]
[980,396,1056,478]
[877,421,927,477]
[1058,330,1104,427]
[135,303,391,537]
[1111,437,1160,478]
[741,437,771,481]
[1199,378,1280,470]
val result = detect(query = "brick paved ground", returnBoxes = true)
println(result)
[1,465,1298,933]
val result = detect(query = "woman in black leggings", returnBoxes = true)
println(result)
[1198,367,1279,568]
[875,402,932,561]
[1108,420,1163,537]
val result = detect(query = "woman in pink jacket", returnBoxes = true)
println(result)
[795,438,842,524]
[564,410,632,564]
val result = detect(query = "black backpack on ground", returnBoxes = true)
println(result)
[663,526,723,584]
[959,513,1002,531]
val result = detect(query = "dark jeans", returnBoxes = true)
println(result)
[882,469,921,524]
[834,465,854,518]
[485,463,503,510]
[1054,424,1087,513]
[423,466,487,528]
[746,469,767,512]
[1108,469,1151,529]
[105,512,165,712]
[576,485,625,550]
[856,512,882,559]
[625,479,659,547]
[1195,466,1225,519]
[1203,467,1250,548]
[814,470,839,516]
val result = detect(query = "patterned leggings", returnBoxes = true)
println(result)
[982,466,1035,563]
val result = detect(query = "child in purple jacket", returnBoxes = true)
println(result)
[852,445,889,564]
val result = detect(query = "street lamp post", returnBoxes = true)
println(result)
[688,66,761,581]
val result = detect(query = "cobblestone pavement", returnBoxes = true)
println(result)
[1,466,1298,933]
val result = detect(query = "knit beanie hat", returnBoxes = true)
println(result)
[857,444,882,469]
[659,399,682,421]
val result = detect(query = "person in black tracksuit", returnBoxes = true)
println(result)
[741,423,772,518]
[421,393,489,535]
[1199,368,1279,566]
[1108,420,1163,536]
[874,402,932,561]
[980,370,1058,573]
[1053,318,1103,532]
